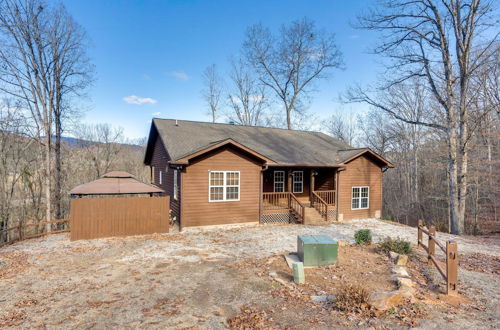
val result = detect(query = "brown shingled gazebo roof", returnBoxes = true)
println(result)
[69,171,164,195]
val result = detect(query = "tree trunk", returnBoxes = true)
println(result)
[54,115,62,221]
[44,134,52,231]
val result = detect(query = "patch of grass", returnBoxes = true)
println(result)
[334,283,371,313]
[379,237,413,255]
[354,229,372,245]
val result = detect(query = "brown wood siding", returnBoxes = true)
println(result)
[150,136,180,221]
[70,196,169,240]
[338,155,383,220]
[181,146,262,227]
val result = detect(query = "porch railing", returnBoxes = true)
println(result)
[311,191,328,220]
[262,192,304,223]
[262,192,289,210]
[290,193,305,222]
[314,190,336,205]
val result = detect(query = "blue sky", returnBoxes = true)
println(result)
[63,0,380,139]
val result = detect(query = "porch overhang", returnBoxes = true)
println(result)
[266,163,345,168]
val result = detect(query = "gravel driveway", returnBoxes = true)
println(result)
[0,218,498,329]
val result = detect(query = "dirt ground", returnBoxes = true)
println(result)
[0,219,498,329]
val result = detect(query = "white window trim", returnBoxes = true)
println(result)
[351,186,370,210]
[292,171,303,194]
[173,169,178,200]
[273,171,285,192]
[159,170,162,185]
[208,171,240,202]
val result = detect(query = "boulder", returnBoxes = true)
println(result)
[367,291,405,311]
[396,254,408,266]
[391,266,409,277]
[389,251,399,261]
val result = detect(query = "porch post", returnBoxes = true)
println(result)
[287,169,292,193]
[310,170,315,201]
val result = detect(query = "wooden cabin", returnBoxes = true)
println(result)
[144,119,393,229]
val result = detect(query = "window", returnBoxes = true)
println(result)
[173,170,178,200]
[209,171,240,202]
[292,171,303,193]
[159,170,162,185]
[151,166,155,183]
[274,171,285,192]
[352,186,369,210]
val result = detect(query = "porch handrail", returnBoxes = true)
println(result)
[314,190,336,205]
[311,191,328,221]
[289,193,305,223]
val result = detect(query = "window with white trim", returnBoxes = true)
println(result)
[352,186,369,209]
[209,171,240,202]
[274,171,285,192]
[173,170,178,200]
[159,170,163,185]
[292,171,303,193]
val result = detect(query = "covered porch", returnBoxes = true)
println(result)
[261,166,339,224]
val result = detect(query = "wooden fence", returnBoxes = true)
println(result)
[70,196,169,240]
[0,219,70,248]
[417,220,458,295]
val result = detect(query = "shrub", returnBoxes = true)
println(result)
[379,237,412,255]
[354,229,372,245]
[334,284,370,313]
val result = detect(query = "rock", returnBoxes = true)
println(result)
[391,266,409,277]
[311,295,336,303]
[268,271,278,278]
[389,251,399,261]
[397,277,414,289]
[338,240,349,247]
[367,291,405,311]
[396,254,408,266]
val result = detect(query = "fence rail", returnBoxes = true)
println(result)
[0,219,70,248]
[262,192,304,223]
[417,220,458,295]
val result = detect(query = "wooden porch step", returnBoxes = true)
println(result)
[303,206,327,225]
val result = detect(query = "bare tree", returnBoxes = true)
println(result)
[348,0,498,234]
[226,58,267,126]
[323,112,358,146]
[243,17,343,129]
[201,64,223,123]
[0,0,92,227]
[75,123,125,179]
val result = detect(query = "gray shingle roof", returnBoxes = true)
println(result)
[151,119,370,165]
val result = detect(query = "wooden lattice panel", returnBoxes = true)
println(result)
[261,212,291,224]
[327,209,337,221]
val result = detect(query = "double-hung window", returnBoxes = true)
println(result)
[352,186,369,210]
[292,171,303,193]
[274,171,285,192]
[209,171,240,202]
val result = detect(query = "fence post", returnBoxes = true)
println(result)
[417,220,423,247]
[18,224,23,241]
[428,225,436,267]
[446,240,458,295]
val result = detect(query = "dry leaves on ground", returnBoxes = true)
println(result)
[0,252,30,278]
[459,253,500,276]
[227,305,287,330]
[0,311,27,327]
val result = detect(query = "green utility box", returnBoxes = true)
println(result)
[297,235,338,267]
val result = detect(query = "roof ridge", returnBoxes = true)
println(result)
[152,117,326,135]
